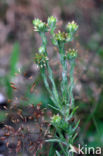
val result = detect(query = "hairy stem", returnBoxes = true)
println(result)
[40,32,60,106]
[58,43,68,105]
[68,60,75,108]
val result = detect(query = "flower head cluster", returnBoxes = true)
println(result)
[66,21,78,34]
[54,31,67,43]
[34,53,48,68]
[51,114,61,124]
[66,49,77,60]
[33,18,48,32]
[48,16,56,30]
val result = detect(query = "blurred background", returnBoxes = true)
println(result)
[0,0,103,155]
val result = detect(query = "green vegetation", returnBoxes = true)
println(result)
[33,16,79,156]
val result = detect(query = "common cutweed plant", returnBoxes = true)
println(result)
[33,16,79,156]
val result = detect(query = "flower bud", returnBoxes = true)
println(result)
[66,49,77,60]
[33,18,48,32]
[66,21,78,33]
[34,53,48,68]
[55,31,67,43]
[47,16,56,30]
[51,114,61,124]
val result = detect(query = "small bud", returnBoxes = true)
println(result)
[66,49,77,60]
[66,21,78,33]
[33,18,48,32]
[55,31,67,43]
[34,53,48,68]
[48,16,56,29]
[51,114,61,124]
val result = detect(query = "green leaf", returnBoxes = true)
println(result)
[5,76,12,99]
[45,139,67,145]
[48,104,60,111]
[0,111,7,122]
[49,143,55,156]
[56,150,61,156]
[67,106,78,121]
[73,120,80,132]
[72,132,78,142]
[10,42,20,77]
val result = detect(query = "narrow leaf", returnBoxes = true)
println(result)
[56,150,61,156]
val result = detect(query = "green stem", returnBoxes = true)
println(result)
[68,60,75,108]
[59,142,67,156]
[41,69,57,106]
[50,28,57,46]
[47,63,60,106]
[56,128,68,156]
[40,32,60,106]
[58,43,68,105]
